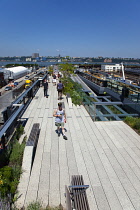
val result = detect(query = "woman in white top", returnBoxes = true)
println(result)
[53,102,67,140]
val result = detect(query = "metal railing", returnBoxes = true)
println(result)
[0,73,48,148]
[78,72,140,103]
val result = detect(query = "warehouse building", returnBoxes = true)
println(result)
[1,66,29,82]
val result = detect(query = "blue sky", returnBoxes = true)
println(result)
[0,0,140,58]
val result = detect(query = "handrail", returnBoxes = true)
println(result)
[12,73,47,105]
[0,73,48,141]
[0,105,24,138]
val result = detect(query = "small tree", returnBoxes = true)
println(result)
[59,63,75,77]
[48,66,53,75]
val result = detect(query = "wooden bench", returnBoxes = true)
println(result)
[26,123,40,147]
[16,123,40,208]
[65,175,90,210]
[26,123,40,168]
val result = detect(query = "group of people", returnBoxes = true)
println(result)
[52,72,62,86]
[43,73,67,140]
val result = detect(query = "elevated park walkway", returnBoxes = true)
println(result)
[15,80,140,210]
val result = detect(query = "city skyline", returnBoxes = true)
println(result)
[0,0,140,58]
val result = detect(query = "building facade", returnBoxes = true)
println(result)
[101,64,121,72]
[26,58,32,62]
[32,53,39,58]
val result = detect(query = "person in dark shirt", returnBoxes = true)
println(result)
[43,79,48,98]
[52,74,57,85]
[57,80,64,100]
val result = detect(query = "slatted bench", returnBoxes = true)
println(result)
[65,175,90,210]
[16,123,40,208]
[26,123,40,147]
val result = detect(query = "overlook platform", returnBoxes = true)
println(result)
[17,81,140,210]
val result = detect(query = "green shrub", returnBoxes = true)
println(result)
[61,77,90,105]
[0,166,13,197]
[27,201,42,210]
[124,116,140,134]
[107,105,122,114]
[0,125,25,206]
[16,125,24,140]
[9,141,25,166]
[133,118,140,130]
[71,90,83,105]
[26,201,63,210]
[46,207,63,210]
[0,139,25,199]
[0,165,21,198]
[125,116,135,127]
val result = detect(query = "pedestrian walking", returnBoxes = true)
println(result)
[47,73,51,83]
[58,72,61,79]
[53,102,67,140]
[52,74,56,85]
[57,80,64,100]
[43,79,48,98]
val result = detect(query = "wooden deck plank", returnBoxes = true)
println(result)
[49,131,60,206]
[37,112,53,206]
[37,104,52,187]
[114,121,140,149]
[17,81,140,210]
[101,122,140,171]
[76,113,132,209]
[115,121,140,141]
[37,152,50,208]
[96,122,139,209]
[105,148,140,209]
[77,109,123,210]
[45,84,53,109]
[67,111,99,210]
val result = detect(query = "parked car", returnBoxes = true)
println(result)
[14,82,19,86]
[25,75,29,79]
[5,86,12,91]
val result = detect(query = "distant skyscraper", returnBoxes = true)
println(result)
[32,53,39,58]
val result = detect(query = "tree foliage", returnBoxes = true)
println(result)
[48,65,53,75]
[61,77,91,105]
[59,63,75,77]
[0,125,25,203]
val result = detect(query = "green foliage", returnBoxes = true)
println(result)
[61,77,74,95]
[27,201,42,210]
[61,77,91,105]
[107,106,122,114]
[59,63,75,77]
[0,140,25,199]
[48,66,53,75]
[26,201,63,210]
[0,125,25,168]
[124,117,140,134]
[0,166,13,197]
[61,77,82,105]
[9,141,25,166]
[16,125,24,140]
[46,206,63,210]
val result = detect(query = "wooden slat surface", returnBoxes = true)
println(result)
[16,81,140,210]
